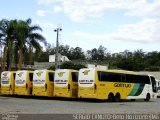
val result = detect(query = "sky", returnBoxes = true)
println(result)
[0,0,160,53]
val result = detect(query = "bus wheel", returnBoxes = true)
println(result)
[144,94,150,102]
[115,93,121,102]
[108,93,114,102]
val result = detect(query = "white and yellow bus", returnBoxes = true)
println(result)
[32,69,54,97]
[78,68,157,102]
[1,71,16,95]
[15,70,33,96]
[54,69,78,98]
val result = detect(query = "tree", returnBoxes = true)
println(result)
[0,19,17,70]
[14,20,29,70]
[69,47,85,60]
[60,61,86,70]
[25,18,47,65]
[87,45,108,64]
[0,19,8,71]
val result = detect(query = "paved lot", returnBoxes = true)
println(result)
[0,95,160,114]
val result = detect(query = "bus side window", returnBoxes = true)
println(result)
[98,72,121,82]
[108,73,121,82]
[126,74,150,84]
[121,75,126,82]
[141,76,150,84]
[72,72,78,82]
[49,72,54,82]
[29,73,33,81]
[98,72,108,81]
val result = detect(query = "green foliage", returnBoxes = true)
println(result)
[43,45,160,71]
[1,18,160,71]
[60,61,86,70]
[0,18,46,70]
[49,61,86,70]
[145,66,160,71]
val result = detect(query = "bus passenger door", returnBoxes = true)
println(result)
[150,76,157,93]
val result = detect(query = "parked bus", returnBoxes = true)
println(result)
[78,68,157,102]
[1,71,16,95]
[15,70,33,96]
[156,79,160,97]
[32,69,54,97]
[54,69,78,98]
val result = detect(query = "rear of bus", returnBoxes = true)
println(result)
[78,68,97,99]
[1,71,16,95]
[15,70,33,96]
[32,70,54,97]
[54,69,78,98]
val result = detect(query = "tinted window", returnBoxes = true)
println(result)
[98,71,150,84]
[72,72,78,82]
[49,72,54,82]
[126,74,150,84]
[139,75,150,84]
[98,72,121,82]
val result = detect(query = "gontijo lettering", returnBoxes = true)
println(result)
[79,80,94,84]
[114,83,131,88]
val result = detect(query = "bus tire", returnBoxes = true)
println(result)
[145,93,150,102]
[115,93,121,102]
[108,93,114,102]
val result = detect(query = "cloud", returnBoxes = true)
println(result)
[35,21,56,29]
[35,0,160,22]
[73,18,160,43]
[37,9,50,16]
[36,0,55,5]
[114,18,160,42]
[62,0,160,22]
[123,0,160,17]
[53,5,63,13]
[61,0,121,22]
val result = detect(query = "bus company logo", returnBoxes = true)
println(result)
[36,71,43,77]
[82,70,90,75]
[114,83,131,88]
[18,72,23,77]
[34,79,45,84]
[3,72,8,77]
[16,79,25,84]
[58,72,65,77]
[79,80,94,84]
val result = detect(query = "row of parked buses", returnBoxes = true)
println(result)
[0,68,159,102]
